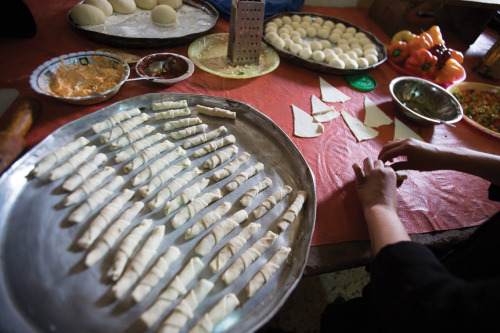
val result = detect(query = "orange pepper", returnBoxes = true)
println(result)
[449,49,464,64]
[388,41,410,64]
[404,48,438,77]
[408,32,433,54]
[427,25,445,46]
[434,58,465,83]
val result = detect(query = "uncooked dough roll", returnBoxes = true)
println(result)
[151,99,188,111]
[63,166,115,207]
[110,125,155,151]
[162,117,202,131]
[212,152,250,181]
[154,107,191,120]
[195,104,236,119]
[70,4,106,26]
[170,124,208,140]
[170,189,223,228]
[182,126,227,149]
[132,146,187,187]
[100,113,150,144]
[123,139,174,173]
[225,162,264,192]
[92,108,142,134]
[253,185,292,219]
[62,153,107,192]
[203,145,238,169]
[192,135,235,158]
[148,167,201,210]
[246,247,291,297]
[139,158,191,197]
[277,190,307,232]
[49,145,96,181]
[188,294,240,333]
[33,137,89,177]
[114,133,166,163]
[164,178,209,215]
[184,202,232,240]
[151,5,178,25]
[240,177,272,207]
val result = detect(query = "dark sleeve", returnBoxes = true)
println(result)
[370,241,500,333]
[489,183,500,201]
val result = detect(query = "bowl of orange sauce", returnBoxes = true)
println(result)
[135,53,194,85]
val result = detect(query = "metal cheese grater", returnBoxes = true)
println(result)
[227,0,266,66]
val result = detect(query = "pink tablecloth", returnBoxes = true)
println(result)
[1,1,499,246]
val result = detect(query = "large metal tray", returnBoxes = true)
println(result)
[68,0,219,49]
[263,12,387,75]
[0,93,316,333]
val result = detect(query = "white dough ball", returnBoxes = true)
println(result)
[151,4,177,24]
[331,28,343,35]
[355,32,367,39]
[310,40,323,51]
[366,54,379,65]
[323,20,335,29]
[332,47,344,54]
[337,38,348,46]
[289,31,300,39]
[350,43,362,51]
[351,47,363,57]
[311,22,322,31]
[339,43,351,52]
[338,53,351,62]
[282,16,292,25]
[291,14,301,22]
[300,21,310,29]
[291,21,300,29]
[70,4,106,25]
[273,17,283,27]
[342,32,354,40]
[325,52,339,63]
[136,0,158,9]
[289,43,303,55]
[356,57,369,68]
[291,36,303,44]
[306,27,317,37]
[266,22,278,29]
[344,58,358,69]
[320,40,332,49]
[109,0,136,14]
[302,15,313,23]
[158,0,182,9]
[364,48,379,57]
[272,37,286,49]
[296,27,307,38]
[83,0,113,16]
[283,24,293,32]
[279,32,290,40]
[314,17,324,25]
[312,50,326,62]
[284,38,294,49]
[346,50,358,59]
[300,42,310,50]
[265,26,277,34]
[347,37,359,46]
[363,43,377,51]
[328,33,341,44]
[299,47,313,59]
[345,27,357,35]
[335,22,346,31]
[323,48,335,56]
[278,27,289,35]
[317,28,330,39]
[358,37,371,46]
[329,58,345,69]
[266,31,279,43]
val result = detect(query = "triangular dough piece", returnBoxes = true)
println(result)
[292,105,324,138]
[341,111,378,142]
[320,77,351,103]
[394,118,424,141]
[313,111,339,123]
[364,97,393,127]
[311,95,339,123]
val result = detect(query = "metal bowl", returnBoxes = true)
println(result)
[135,53,194,85]
[30,51,130,105]
[389,76,463,125]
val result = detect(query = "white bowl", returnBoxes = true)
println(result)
[30,51,130,105]
[135,53,194,85]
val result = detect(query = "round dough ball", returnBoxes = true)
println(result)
[323,20,335,29]
[335,22,346,31]
[350,43,362,51]
[265,26,277,35]
[329,58,345,69]
[299,47,313,59]
[151,4,177,24]
[310,40,323,51]
[323,48,335,56]
[355,32,367,39]
[312,50,326,62]
[356,57,369,68]
[83,0,113,16]
[136,0,158,9]
[344,58,359,69]
[158,0,182,9]
[345,27,357,35]
[338,53,351,62]
[325,52,339,63]
[331,28,343,35]
[351,47,363,57]
[314,17,324,25]
[291,14,301,22]
[306,27,317,38]
[299,42,310,50]
[348,37,359,46]
[266,22,278,30]
[311,22,322,31]
[339,43,351,52]
[266,32,279,43]
[366,54,379,65]
[364,48,379,57]
[291,21,300,29]
[296,27,307,38]
[332,47,344,55]
[291,35,303,44]
[109,0,136,14]
[70,4,106,25]
[320,40,332,49]
[302,15,312,23]
[283,24,293,32]
[278,27,289,35]
[358,37,372,46]
[279,32,290,40]
[284,38,294,49]
[342,32,354,40]
[289,43,303,55]
[273,17,283,27]
[363,43,377,51]
[317,28,330,39]
[328,33,341,44]
[289,31,300,39]
[272,37,286,49]
[346,50,358,59]
[282,16,292,25]
[300,21,310,29]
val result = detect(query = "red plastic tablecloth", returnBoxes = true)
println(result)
[1,1,499,247]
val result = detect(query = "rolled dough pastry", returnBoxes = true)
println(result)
[170,188,223,228]
[151,5,178,25]
[246,246,291,297]
[225,162,264,192]
[188,293,240,333]
[184,201,232,240]
[114,133,166,163]
[49,145,96,181]
[164,178,209,215]
[182,126,227,149]
[240,177,272,207]
[277,190,307,232]
[253,185,293,219]
[162,117,202,131]
[194,209,248,256]
[33,137,89,177]
[148,167,201,210]
[92,108,141,134]
[192,135,235,158]
[131,246,181,303]
[212,152,250,182]
[195,104,236,119]
[139,158,191,198]
[151,99,188,111]
[62,153,107,192]
[63,166,115,207]
[123,139,174,174]
[154,107,191,120]
[132,146,187,187]
[70,4,106,26]
[110,125,156,151]
[171,124,208,140]
[203,145,238,170]
[100,113,150,144]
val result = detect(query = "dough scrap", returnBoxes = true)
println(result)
[100,113,150,143]
[188,293,239,333]
[154,107,191,120]
[50,145,96,181]
[85,201,144,266]
[212,152,250,182]
[151,99,188,111]
[64,166,115,207]
[170,188,223,228]
[253,185,293,219]
[240,177,272,207]
[194,209,248,256]
[162,117,202,131]
[124,139,174,173]
[110,125,156,151]
[195,104,236,119]
[114,133,167,163]
[164,178,210,215]
[184,202,232,240]
[77,188,135,248]
[140,257,204,328]
[222,230,278,285]
[182,126,227,149]
[62,153,107,192]
[246,246,291,297]
[192,135,235,158]
[148,167,202,210]
[67,176,124,223]
[108,218,153,281]
[171,124,208,140]
[112,225,165,299]
[209,222,260,273]
[139,158,191,198]
[92,108,141,133]
[225,162,264,192]
[33,137,89,177]
[131,246,181,303]
[132,146,187,187]
[277,190,307,232]
[203,145,238,170]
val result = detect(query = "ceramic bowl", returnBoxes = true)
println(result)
[30,51,130,105]
[135,53,194,85]
[389,76,463,125]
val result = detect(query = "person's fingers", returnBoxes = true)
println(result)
[388,161,412,171]
[352,162,365,183]
[373,159,384,169]
[363,157,374,172]
[378,144,407,162]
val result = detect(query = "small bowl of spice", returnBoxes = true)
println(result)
[135,53,194,85]
[389,76,463,126]
[30,51,130,105]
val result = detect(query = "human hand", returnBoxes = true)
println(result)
[352,157,398,213]
[378,138,446,172]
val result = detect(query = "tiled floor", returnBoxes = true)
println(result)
[258,266,371,333]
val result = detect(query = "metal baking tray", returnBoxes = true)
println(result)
[263,12,387,75]
[68,0,219,48]
[0,93,316,333]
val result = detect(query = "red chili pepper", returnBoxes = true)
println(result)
[388,41,409,64]
[404,48,438,77]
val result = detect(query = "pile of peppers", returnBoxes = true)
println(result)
[387,26,465,83]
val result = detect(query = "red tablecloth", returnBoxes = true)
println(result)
[1,1,499,247]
